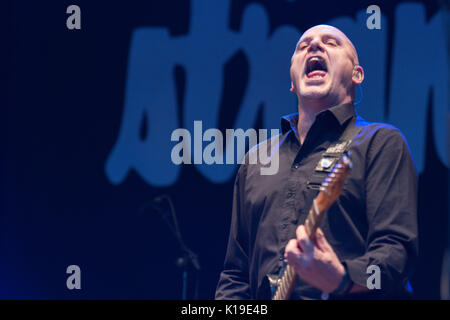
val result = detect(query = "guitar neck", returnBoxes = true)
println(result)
[271,154,351,300]
[304,192,327,238]
[273,193,327,300]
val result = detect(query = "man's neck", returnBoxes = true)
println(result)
[297,107,318,145]
[296,97,352,144]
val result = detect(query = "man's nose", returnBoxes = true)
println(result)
[308,38,323,53]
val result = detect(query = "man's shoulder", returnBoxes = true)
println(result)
[355,118,409,145]
[235,132,284,177]
[354,118,414,169]
[247,131,285,155]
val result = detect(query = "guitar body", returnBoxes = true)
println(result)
[267,262,288,298]
[258,262,288,299]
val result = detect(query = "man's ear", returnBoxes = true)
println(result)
[290,81,295,92]
[352,65,364,85]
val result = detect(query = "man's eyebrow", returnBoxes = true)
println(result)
[298,36,312,45]
[322,33,343,42]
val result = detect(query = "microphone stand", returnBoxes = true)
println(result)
[153,195,201,300]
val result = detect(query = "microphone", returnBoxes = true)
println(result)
[151,196,165,212]
[138,195,166,216]
[140,195,179,237]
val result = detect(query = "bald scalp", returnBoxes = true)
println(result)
[300,25,359,65]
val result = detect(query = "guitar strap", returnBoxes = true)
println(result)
[306,116,361,192]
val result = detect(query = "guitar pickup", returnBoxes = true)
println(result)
[314,156,338,173]
[306,180,322,190]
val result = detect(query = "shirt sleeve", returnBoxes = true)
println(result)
[343,125,419,296]
[215,164,251,299]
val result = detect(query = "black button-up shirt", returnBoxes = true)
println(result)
[215,103,418,299]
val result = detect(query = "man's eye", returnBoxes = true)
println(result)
[298,44,307,50]
[326,39,337,46]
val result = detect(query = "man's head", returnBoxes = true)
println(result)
[290,25,364,109]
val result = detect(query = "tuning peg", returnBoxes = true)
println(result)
[335,163,343,168]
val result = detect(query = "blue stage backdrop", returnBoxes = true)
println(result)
[2,0,448,299]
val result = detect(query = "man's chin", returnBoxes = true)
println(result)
[300,89,329,100]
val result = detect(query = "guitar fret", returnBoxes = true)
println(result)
[310,211,315,225]
[305,220,310,236]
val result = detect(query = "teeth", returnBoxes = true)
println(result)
[308,56,324,63]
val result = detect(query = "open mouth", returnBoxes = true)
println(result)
[305,56,327,79]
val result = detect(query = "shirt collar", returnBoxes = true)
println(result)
[281,102,356,135]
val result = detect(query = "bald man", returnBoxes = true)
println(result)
[215,25,418,300]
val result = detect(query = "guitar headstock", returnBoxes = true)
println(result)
[317,152,353,212]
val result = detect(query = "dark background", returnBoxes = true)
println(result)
[2,0,449,299]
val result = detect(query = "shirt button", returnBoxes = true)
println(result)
[282,224,287,229]
[287,192,294,198]
[293,163,300,169]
